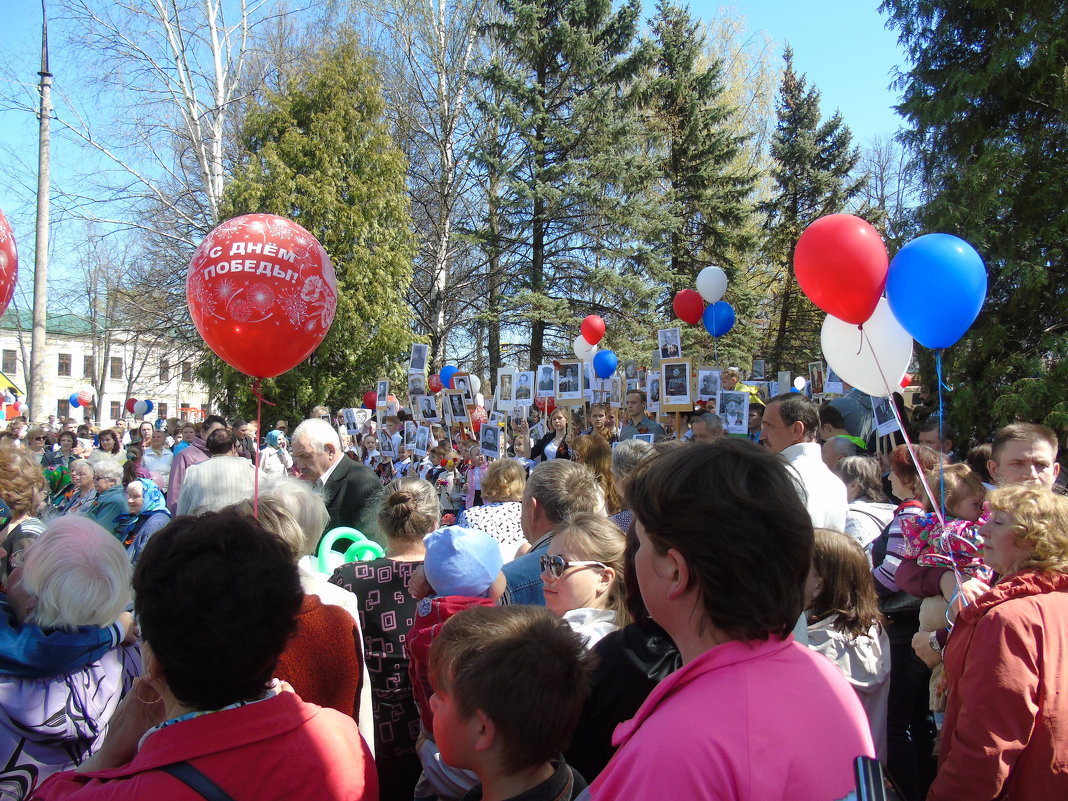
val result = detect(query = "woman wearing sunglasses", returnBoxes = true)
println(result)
[540,513,628,648]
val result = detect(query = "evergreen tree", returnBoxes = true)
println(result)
[761,48,863,376]
[882,1,1068,441]
[476,0,659,367]
[211,35,415,423]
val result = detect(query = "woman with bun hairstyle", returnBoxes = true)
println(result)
[329,476,439,801]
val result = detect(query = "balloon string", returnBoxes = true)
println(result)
[250,379,276,519]
[855,324,864,356]
[936,350,946,526]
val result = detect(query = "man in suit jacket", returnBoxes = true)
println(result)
[291,418,383,543]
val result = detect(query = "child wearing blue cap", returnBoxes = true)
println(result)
[407,525,506,800]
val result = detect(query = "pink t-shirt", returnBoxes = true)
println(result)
[586,636,874,801]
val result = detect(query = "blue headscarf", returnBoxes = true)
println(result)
[266,430,285,449]
[115,478,170,543]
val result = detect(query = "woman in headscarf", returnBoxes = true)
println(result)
[114,478,171,563]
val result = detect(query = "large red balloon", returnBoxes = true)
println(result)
[0,210,18,319]
[125,398,138,414]
[794,214,888,325]
[581,315,605,345]
[187,214,337,379]
[672,289,704,325]
[427,374,444,394]
[362,390,377,410]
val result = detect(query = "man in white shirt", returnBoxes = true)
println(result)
[761,393,848,532]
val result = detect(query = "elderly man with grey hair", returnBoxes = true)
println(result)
[821,434,861,472]
[291,417,382,542]
[609,437,654,532]
[691,413,725,444]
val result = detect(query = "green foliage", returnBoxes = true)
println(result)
[883,0,1068,445]
[214,34,415,424]
[760,48,863,377]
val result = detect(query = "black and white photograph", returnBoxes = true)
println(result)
[404,421,418,449]
[515,371,534,403]
[661,359,692,411]
[750,381,771,403]
[446,390,470,424]
[751,358,766,380]
[408,371,427,397]
[480,422,502,460]
[375,380,389,407]
[583,362,595,402]
[623,360,638,380]
[825,366,844,395]
[414,425,431,457]
[409,343,429,373]
[453,372,474,406]
[658,327,682,359]
[697,369,721,402]
[808,361,825,396]
[496,369,515,410]
[556,359,583,403]
[536,364,555,396]
[609,377,623,406]
[873,395,900,437]
[418,395,439,423]
[647,375,661,412]
[379,430,397,459]
[718,391,750,435]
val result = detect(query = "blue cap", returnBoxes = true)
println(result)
[423,525,504,598]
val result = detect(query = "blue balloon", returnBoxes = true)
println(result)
[886,233,986,350]
[440,364,458,389]
[702,301,735,338]
[69,393,81,408]
[593,349,618,379]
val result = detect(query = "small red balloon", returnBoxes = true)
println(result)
[580,315,605,345]
[794,213,888,325]
[187,213,338,379]
[535,396,556,415]
[76,390,93,407]
[428,374,444,393]
[470,405,488,433]
[124,398,138,414]
[0,210,18,320]
[362,390,377,410]
[901,373,913,389]
[672,289,705,326]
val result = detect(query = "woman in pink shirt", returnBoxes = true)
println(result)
[583,440,874,801]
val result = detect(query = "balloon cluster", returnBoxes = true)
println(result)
[795,214,987,397]
[571,315,618,379]
[673,267,735,338]
[68,388,94,408]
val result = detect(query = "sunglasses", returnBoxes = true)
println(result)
[539,554,608,579]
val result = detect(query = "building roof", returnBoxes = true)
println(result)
[1,310,98,337]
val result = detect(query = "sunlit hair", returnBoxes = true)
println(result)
[835,456,885,503]
[991,423,1058,464]
[923,463,985,518]
[231,496,305,561]
[93,455,124,484]
[572,435,622,515]
[0,445,49,517]
[611,438,654,481]
[888,443,939,498]
[262,475,330,556]
[525,460,603,523]
[807,529,882,638]
[292,417,341,451]
[552,513,630,626]
[22,516,132,630]
[986,486,1068,575]
[481,458,526,503]
[588,403,617,440]
[378,477,440,542]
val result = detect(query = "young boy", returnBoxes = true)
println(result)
[428,605,592,801]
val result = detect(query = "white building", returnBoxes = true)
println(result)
[1,310,211,425]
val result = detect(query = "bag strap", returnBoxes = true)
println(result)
[160,761,237,801]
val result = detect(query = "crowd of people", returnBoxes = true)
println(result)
[0,375,1066,801]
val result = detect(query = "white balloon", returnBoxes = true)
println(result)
[469,375,482,395]
[573,335,598,362]
[696,266,728,303]
[133,399,150,416]
[793,376,806,390]
[475,392,485,407]
[821,297,913,397]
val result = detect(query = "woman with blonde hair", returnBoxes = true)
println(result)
[929,486,1068,800]
[573,434,622,515]
[456,458,528,561]
[541,512,629,649]
[585,402,619,444]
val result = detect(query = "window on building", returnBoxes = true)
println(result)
[58,398,70,417]
[83,354,95,378]
[181,361,192,382]
[159,359,170,382]
[110,357,123,380]
[57,353,72,377]
[157,402,168,419]
[2,349,15,374]
[110,401,121,419]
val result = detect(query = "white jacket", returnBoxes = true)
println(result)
[779,442,849,532]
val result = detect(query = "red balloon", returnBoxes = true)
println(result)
[76,390,93,407]
[794,214,888,325]
[362,390,377,410]
[125,398,138,414]
[581,315,605,345]
[0,210,17,320]
[470,405,488,433]
[187,213,338,379]
[901,373,913,389]
[535,396,556,415]
[428,374,444,394]
[672,289,704,326]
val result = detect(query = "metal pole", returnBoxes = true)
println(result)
[29,0,51,422]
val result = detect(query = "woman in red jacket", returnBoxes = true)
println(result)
[929,485,1068,800]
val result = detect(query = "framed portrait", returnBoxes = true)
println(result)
[404,420,418,449]
[647,373,661,413]
[409,343,429,373]
[378,430,397,459]
[623,360,639,381]
[696,369,721,402]
[529,420,546,441]
[751,358,766,380]
[749,381,771,403]
[825,366,844,395]
[583,362,595,402]
[777,371,792,391]
[407,371,427,398]
[452,372,474,406]
[480,421,502,460]
[413,424,431,457]
[873,396,900,437]
[536,364,555,397]
[514,371,534,403]
[660,358,692,412]
[375,380,390,407]
[609,376,623,406]
[718,390,750,435]
[808,361,825,397]
[657,327,682,359]
[445,390,471,425]
[555,359,584,403]
[632,432,655,444]
[650,349,662,369]
[418,395,439,423]
[496,368,515,411]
